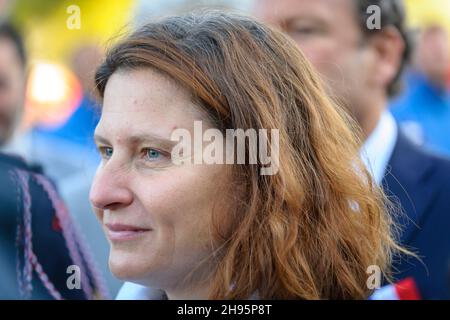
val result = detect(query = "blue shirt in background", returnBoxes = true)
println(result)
[390,69,450,157]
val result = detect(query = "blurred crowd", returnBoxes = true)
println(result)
[0,0,450,300]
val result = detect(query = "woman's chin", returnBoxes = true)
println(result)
[108,252,148,281]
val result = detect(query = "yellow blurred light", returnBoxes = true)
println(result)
[405,0,450,30]
[30,63,68,104]
[24,61,82,129]
[17,0,136,63]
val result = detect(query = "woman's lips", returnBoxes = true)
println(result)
[105,223,152,241]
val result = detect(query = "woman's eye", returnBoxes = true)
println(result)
[99,146,113,159]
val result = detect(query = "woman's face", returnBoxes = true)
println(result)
[89,68,230,291]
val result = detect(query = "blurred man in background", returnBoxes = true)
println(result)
[0,22,26,146]
[255,0,450,299]
[0,24,117,295]
[0,22,107,300]
[391,25,450,156]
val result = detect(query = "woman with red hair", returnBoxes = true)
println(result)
[91,11,405,299]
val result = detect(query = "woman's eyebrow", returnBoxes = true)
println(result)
[127,134,177,149]
[94,133,110,145]
[94,132,177,149]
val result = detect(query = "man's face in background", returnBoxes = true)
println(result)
[415,26,450,87]
[0,36,25,145]
[255,0,385,127]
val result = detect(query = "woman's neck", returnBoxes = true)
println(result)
[165,282,210,300]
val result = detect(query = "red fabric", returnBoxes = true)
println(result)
[394,277,421,300]
[51,215,62,232]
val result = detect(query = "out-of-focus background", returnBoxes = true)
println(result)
[0,0,449,297]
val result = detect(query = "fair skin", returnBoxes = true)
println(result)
[254,0,404,138]
[89,68,231,300]
[0,37,26,145]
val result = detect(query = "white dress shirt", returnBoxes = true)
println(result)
[116,282,166,300]
[360,111,398,185]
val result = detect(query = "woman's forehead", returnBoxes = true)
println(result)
[99,69,213,132]
[104,69,192,109]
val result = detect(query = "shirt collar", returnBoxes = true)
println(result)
[360,111,398,185]
[115,282,260,300]
[116,282,167,300]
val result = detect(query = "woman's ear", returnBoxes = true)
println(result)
[367,26,405,92]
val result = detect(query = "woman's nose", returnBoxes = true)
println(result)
[89,164,133,210]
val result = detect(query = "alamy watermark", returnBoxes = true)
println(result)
[366,265,382,290]
[66,5,81,30]
[170,121,280,176]
[66,265,81,290]
[366,5,381,30]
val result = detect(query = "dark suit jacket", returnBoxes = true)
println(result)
[0,153,100,299]
[383,132,450,299]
